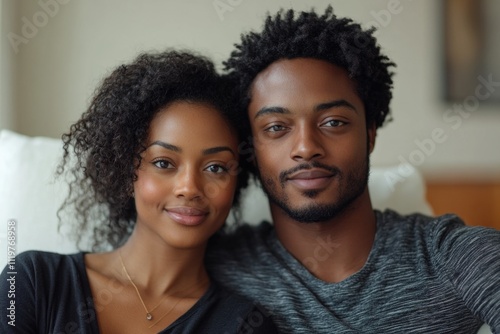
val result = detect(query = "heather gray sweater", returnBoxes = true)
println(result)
[206,210,500,333]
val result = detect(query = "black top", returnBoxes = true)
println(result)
[1,251,277,333]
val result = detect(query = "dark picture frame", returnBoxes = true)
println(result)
[443,0,500,102]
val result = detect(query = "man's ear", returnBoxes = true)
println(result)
[368,123,376,154]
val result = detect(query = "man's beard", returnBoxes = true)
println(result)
[257,154,370,223]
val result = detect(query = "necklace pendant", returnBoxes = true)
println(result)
[146,313,153,321]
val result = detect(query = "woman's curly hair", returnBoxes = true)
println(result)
[224,6,396,172]
[57,50,249,251]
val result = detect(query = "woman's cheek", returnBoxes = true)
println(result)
[135,172,170,205]
[214,177,238,214]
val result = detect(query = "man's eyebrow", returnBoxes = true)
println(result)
[203,146,236,156]
[254,106,290,120]
[314,100,358,113]
[148,141,181,152]
[254,100,357,119]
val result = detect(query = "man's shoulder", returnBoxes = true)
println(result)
[375,209,499,253]
[377,209,467,234]
[209,221,274,250]
[206,221,277,272]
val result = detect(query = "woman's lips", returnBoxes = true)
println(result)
[165,207,208,226]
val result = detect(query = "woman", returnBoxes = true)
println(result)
[0,50,277,333]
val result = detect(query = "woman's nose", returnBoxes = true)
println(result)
[173,167,203,200]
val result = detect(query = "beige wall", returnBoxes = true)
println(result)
[1,0,499,180]
[0,0,19,131]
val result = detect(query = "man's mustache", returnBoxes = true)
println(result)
[279,161,340,184]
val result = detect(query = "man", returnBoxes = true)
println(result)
[206,6,499,333]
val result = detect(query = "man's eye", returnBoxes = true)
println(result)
[205,164,228,174]
[323,120,346,127]
[265,125,286,132]
[152,160,172,169]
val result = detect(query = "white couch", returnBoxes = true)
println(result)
[0,129,492,334]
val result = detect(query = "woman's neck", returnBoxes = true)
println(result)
[115,226,210,297]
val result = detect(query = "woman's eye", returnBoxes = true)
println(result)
[323,120,346,127]
[265,124,286,132]
[152,160,172,169]
[205,164,228,174]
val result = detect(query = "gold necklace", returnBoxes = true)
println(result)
[147,282,205,329]
[118,251,209,328]
[119,251,165,321]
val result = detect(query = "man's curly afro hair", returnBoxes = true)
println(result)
[57,49,249,251]
[224,6,396,141]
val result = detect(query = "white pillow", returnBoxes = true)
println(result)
[0,129,433,267]
[0,130,77,268]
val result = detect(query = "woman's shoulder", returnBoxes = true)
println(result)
[4,250,85,280]
[1,251,87,303]
[15,250,83,266]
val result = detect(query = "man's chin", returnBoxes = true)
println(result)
[278,202,344,224]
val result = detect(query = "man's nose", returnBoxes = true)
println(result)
[290,124,325,162]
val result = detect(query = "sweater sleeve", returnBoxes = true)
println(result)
[0,252,38,333]
[431,215,500,332]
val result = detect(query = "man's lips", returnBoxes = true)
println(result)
[165,207,209,226]
[286,169,334,190]
[287,170,334,180]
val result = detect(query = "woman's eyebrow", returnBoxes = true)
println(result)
[202,146,236,157]
[148,141,235,157]
[148,141,181,152]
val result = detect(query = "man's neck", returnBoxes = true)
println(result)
[272,190,377,283]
